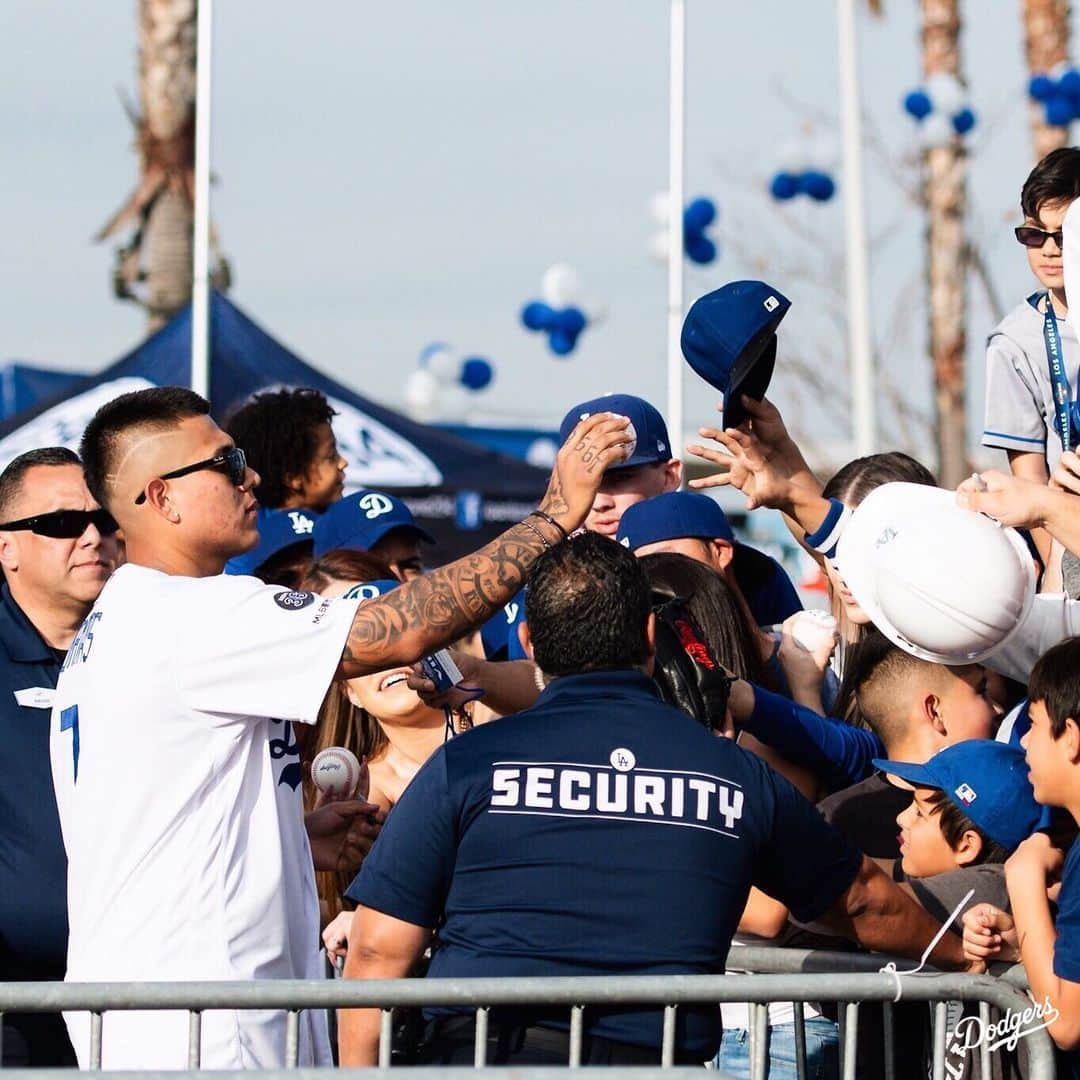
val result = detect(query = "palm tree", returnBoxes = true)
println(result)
[99,0,228,333]
[1022,0,1071,161]
[920,0,968,488]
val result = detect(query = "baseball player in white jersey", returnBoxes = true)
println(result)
[50,387,630,1068]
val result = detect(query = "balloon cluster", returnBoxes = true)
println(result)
[769,130,838,202]
[903,73,977,148]
[520,264,599,356]
[648,194,720,265]
[1029,65,1080,127]
[404,343,493,420]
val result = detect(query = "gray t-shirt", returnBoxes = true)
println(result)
[983,293,1080,472]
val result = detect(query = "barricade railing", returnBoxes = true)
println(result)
[0,969,1056,1080]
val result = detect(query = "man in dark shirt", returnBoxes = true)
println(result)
[0,447,120,1065]
[339,533,977,1066]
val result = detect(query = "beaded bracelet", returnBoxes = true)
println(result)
[528,509,569,542]
[520,517,552,550]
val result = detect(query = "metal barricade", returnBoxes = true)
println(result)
[0,970,1057,1079]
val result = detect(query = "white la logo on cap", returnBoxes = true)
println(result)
[358,492,394,520]
[764,296,780,312]
[287,511,315,535]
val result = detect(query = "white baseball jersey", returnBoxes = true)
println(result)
[50,564,360,1069]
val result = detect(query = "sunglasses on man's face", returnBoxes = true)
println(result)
[1014,225,1064,249]
[134,447,248,506]
[0,508,119,539]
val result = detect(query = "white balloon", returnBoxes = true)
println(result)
[649,191,671,225]
[403,369,439,419]
[426,347,460,385]
[648,229,670,263]
[525,437,559,469]
[919,111,954,149]
[925,72,966,117]
[541,263,583,307]
[438,384,469,422]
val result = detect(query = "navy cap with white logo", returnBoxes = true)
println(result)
[872,739,1043,854]
[558,393,671,471]
[225,506,320,576]
[313,490,435,558]
[616,491,735,550]
[681,280,791,430]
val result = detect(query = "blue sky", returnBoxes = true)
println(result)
[4,1,1076,464]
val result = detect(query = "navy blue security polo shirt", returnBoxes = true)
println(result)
[349,669,861,1059]
[0,584,69,981]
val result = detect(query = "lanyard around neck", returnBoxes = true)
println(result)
[1043,292,1073,452]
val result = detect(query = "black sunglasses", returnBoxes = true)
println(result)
[0,507,119,539]
[134,447,248,506]
[1014,225,1064,249]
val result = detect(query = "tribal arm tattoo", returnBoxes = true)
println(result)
[338,517,559,678]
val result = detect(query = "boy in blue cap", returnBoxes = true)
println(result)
[963,636,1080,1053]
[616,490,802,628]
[313,490,435,581]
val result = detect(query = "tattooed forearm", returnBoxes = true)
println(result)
[338,519,560,677]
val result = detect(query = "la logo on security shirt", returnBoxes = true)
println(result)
[489,747,745,835]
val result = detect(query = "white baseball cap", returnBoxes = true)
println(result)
[835,483,1036,664]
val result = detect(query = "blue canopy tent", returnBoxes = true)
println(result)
[0,362,83,421]
[0,293,549,560]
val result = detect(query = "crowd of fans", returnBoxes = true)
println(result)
[6,148,1080,1079]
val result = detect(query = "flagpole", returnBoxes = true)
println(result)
[191,0,213,399]
[666,0,686,478]
[837,0,875,455]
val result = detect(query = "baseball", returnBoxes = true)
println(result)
[312,747,364,798]
[790,610,838,653]
[619,417,637,460]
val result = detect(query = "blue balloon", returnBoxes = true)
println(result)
[685,234,717,265]
[548,330,576,356]
[951,107,976,136]
[683,197,717,233]
[1060,69,1080,97]
[769,172,799,201]
[800,171,836,201]
[1029,74,1056,102]
[460,357,493,391]
[903,89,933,120]
[1046,93,1074,127]
[555,307,587,337]
[521,300,555,331]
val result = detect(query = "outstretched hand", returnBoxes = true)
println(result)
[687,428,795,511]
[956,470,1050,529]
[305,800,385,875]
[539,412,635,535]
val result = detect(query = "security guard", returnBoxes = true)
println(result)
[0,448,119,1065]
[339,533,977,1066]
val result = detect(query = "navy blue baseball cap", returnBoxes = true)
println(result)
[313,491,435,558]
[872,740,1043,854]
[616,491,735,550]
[225,506,320,576]
[337,577,400,603]
[681,281,791,430]
[558,394,672,471]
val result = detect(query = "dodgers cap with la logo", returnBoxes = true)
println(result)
[557,393,672,471]
[313,490,435,558]
[680,280,791,430]
[872,739,1043,853]
[225,506,321,576]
